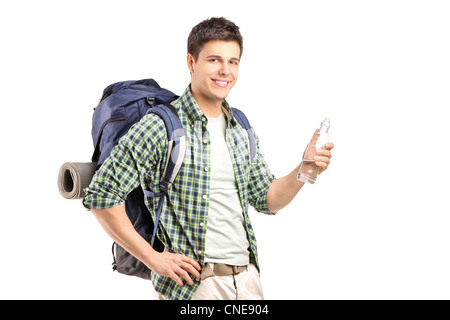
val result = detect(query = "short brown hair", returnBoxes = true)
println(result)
[187,17,243,61]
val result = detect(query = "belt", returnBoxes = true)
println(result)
[201,263,248,280]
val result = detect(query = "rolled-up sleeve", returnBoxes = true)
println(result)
[83,142,139,210]
[247,128,276,214]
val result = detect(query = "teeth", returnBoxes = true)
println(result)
[215,80,228,85]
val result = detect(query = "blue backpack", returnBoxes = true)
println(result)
[91,79,255,279]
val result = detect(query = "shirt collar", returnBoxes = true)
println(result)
[177,85,236,127]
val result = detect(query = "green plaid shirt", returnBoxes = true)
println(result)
[83,85,276,300]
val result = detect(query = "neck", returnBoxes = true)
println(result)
[200,103,223,118]
[190,87,223,118]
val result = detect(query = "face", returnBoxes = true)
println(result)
[187,40,240,108]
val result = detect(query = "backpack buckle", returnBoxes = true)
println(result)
[159,181,169,191]
[146,96,155,105]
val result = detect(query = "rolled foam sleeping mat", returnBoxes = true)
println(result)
[58,162,97,199]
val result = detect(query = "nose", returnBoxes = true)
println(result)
[219,61,230,76]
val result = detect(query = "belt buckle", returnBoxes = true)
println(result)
[231,265,239,275]
[231,265,247,275]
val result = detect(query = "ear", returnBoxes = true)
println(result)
[187,53,195,74]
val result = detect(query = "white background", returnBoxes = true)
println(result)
[1,0,449,300]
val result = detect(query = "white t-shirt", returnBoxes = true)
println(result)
[204,111,250,266]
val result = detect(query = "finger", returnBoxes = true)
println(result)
[176,254,201,278]
[181,255,202,272]
[180,262,201,280]
[316,149,332,159]
[314,155,330,169]
[314,156,330,164]
[323,142,334,150]
[310,129,320,145]
[315,160,329,168]
[181,259,202,279]
[175,267,194,286]
[169,271,184,287]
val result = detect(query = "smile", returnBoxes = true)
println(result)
[212,79,231,88]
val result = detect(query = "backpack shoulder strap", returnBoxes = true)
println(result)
[146,102,186,191]
[231,108,256,162]
[143,103,186,248]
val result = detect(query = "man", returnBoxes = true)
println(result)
[83,17,334,300]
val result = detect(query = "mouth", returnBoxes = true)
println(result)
[211,79,231,88]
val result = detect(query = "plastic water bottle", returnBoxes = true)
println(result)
[297,118,331,184]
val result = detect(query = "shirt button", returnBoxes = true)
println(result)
[202,117,206,122]
[198,250,203,255]
[204,166,209,172]
[199,222,204,227]
[203,139,208,144]
[202,194,207,199]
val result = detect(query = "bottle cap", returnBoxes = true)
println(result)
[320,118,331,129]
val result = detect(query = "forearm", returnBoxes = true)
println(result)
[266,164,304,214]
[91,205,158,270]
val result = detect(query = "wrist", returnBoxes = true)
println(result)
[141,247,160,271]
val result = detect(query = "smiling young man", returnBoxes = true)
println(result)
[83,17,333,300]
